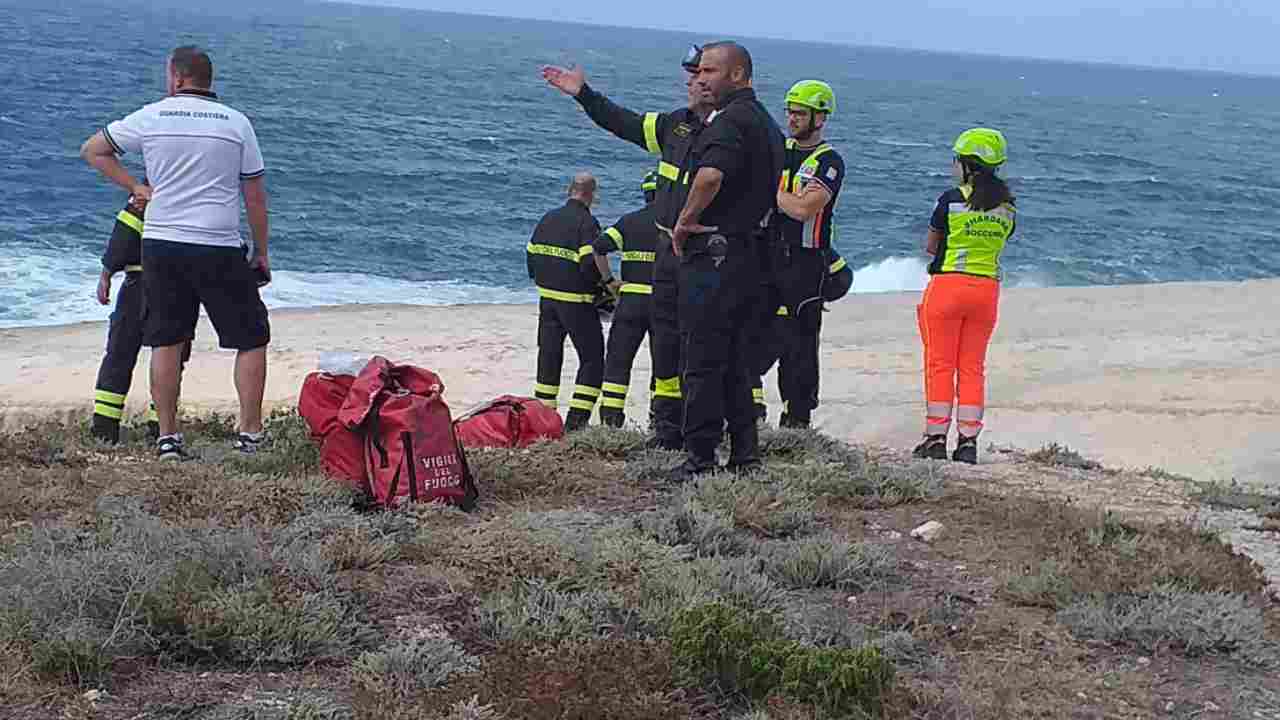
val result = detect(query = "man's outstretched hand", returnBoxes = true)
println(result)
[541,65,586,97]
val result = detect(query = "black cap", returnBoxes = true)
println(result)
[682,44,701,71]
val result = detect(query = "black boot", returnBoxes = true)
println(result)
[645,435,683,451]
[564,408,592,433]
[667,455,718,484]
[912,434,948,460]
[726,422,762,474]
[91,414,121,445]
[600,408,625,429]
[952,434,979,465]
[779,412,810,430]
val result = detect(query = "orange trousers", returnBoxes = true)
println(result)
[917,273,999,438]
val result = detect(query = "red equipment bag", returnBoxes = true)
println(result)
[337,357,478,510]
[298,372,367,488]
[454,395,565,449]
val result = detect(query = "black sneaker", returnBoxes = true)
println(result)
[156,434,186,461]
[232,432,266,455]
[779,413,811,430]
[666,457,718,484]
[912,434,948,460]
[952,435,978,465]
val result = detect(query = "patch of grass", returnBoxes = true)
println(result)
[436,695,504,720]
[562,426,649,458]
[221,410,322,477]
[178,409,240,441]
[183,580,377,666]
[622,448,686,484]
[996,503,1266,609]
[1027,442,1102,470]
[638,490,751,557]
[352,625,480,696]
[0,420,92,468]
[1188,479,1280,513]
[1058,586,1278,666]
[476,579,641,643]
[694,474,815,540]
[635,555,786,632]
[763,536,895,591]
[670,602,895,717]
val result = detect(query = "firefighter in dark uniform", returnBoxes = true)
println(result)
[542,45,714,450]
[753,80,855,428]
[752,246,852,425]
[91,188,193,444]
[527,172,607,432]
[593,170,660,428]
[669,41,786,481]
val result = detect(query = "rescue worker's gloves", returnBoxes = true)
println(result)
[952,127,1008,167]
[784,80,836,115]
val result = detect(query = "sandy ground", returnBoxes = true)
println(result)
[1,278,1276,487]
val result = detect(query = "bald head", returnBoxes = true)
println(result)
[696,41,753,107]
[567,171,597,204]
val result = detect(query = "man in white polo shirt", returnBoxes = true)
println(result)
[81,45,271,460]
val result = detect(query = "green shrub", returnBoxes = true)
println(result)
[563,426,649,458]
[477,579,641,643]
[1057,586,1278,666]
[693,474,815,539]
[763,536,895,590]
[352,625,480,696]
[670,602,894,716]
[637,492,750,557]
[184,581,377,666]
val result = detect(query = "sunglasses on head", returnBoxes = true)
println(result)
[682,44,702,71]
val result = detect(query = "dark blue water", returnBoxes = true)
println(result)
[3,0,1279,327]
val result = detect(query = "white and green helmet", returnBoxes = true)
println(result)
[785,80,836,115]
[953,127,1008,167]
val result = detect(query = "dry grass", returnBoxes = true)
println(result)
[0,413,1276,720]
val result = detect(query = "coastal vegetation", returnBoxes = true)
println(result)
[0,414,1275,718]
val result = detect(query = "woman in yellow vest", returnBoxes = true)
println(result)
[913,128,1016,464]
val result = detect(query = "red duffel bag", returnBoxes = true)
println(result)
[338,357,478,510]
[298,372,367,488]
[454,395,565,449]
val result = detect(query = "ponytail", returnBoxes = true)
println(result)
[960,158,1014,212]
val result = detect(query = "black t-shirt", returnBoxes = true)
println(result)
[696,88,786,235]
[779,143,844,249]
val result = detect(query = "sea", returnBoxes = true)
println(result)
[3,0,1280,329]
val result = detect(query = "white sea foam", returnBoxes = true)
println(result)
[851,256,930,293]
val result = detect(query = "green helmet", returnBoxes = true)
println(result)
[785,80,836,115]
[952,127,1008,167]
[641,169,658,193]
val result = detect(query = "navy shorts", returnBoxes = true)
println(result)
[142,239,270,351]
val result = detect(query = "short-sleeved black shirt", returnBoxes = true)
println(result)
[695,88,786,235]
[779,144,845,249]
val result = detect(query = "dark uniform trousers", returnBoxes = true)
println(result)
[752,247,829,427]
[535,297,605,431]
[678,234,763,464]
[648,241,684,446]
[93,272,192,442]
[600,293,651,428]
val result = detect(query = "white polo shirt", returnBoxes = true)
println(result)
[104,89,265,248]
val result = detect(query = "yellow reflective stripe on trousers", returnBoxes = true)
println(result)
[534,383,559,396]
[569,398,597,411]
[621,251,656,263]
[620,283,652,295]
[604,226,624,250]
[828,257,847,274]
[93,403,124,420]
[95,389,126,405]
[537,287,595,303]
[527,242,579,262]
[539,398,558,409]
[116,210,143,234]
[573,385,602,398]
[653,376,681,399]
[600,397,626,409]
[602,382,629,395]
[643,113,661,155]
